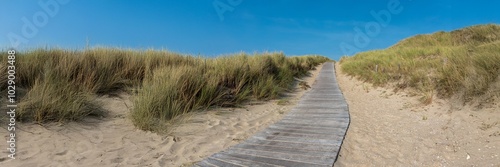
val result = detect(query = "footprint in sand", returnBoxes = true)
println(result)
[111,157,124,163]
[75,140,94,155]
[121,138,139,151]
[87,131,104,144]
[235,121,249,128]
[54,150,68,156]
[19,143,43,160]
[208,120,219,126]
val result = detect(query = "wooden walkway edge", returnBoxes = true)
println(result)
[195,62,350,167]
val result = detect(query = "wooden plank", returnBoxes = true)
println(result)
[289,112,348,116]
[296,103,346,108]
[251,132,345,144]
[267,124,344,133]
[243,137,339,151]
[244,136,342,147]
[278,119,349,126]
[219,152,330,167]
[250,134,344,145]
[280,116,348,122]
[269,123,343,130]
[284,112,347,116]
[285,114,349,118]
[267,125,345,135]
[196,160,217,167]
[298,100,346,103]
[303,93,342,96]
[210,153,279,167]
[256,128,341,139]
[223,148,335,165]
[272,121,348,130]
[231,144,337,158]
[300,97,345,103]
[296,104,348,108]
[285,114,349,119]
[300,95,345,99]
[204,157,244,167]
[279,119,348,125]
[293,106,348,110]
[283,111,348,117]
[289,108,348,112]
[298,99,344,102]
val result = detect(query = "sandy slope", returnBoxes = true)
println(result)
[0,64,323,167]
[334,63,500,166]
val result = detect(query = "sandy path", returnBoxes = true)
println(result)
[334,63,499,166]
[0,64,323,167]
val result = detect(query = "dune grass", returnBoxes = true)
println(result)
[339,24,500,104]
[132,53,329,131]
[0,48,328,130]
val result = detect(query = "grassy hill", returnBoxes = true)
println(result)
[0,48,329,131]
[340,24,500,104]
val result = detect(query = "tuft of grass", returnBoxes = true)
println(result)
[340,24,500,104]
[132,66,207,131]
[17,68,104,122]
[298,81,311,90]
[277,98,290,105]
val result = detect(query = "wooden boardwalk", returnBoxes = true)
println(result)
[195,62,350,167]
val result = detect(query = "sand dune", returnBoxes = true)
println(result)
[334,63,500,166]
[4,61,496,166]
[0,65,323,167]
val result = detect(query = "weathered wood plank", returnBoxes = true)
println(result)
[250,134,344,145]
[300,95,344,99]
[218,152,330,167]
[196,160,217,167]
[266,125,345,135]
[205,157,244,167]
[256,128,341,139]
[299,99,345,103]
[277,119,349,126]
[295,104,348,109]
[223,148,336,165]
[289,108,348,113]
[196,62,349,167]
[243,137,340,151]
[284,114,349,119]
[231,144,336,158]
[280,116,348,122]
[210,153,279,167]
[273,121,348,130]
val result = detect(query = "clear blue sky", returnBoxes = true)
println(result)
[1,0,499,60]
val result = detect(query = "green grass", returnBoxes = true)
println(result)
[0,48,329,131]
[340,24,500,104]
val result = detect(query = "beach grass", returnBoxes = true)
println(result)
[0,48,328,131]
[339,24,500,104]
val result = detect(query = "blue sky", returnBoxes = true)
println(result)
[1,0,499,60]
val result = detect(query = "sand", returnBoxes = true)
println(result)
[0,65,323,167]
[334,63,500,166]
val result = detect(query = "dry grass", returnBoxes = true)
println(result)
[340,24,500,104]
[299,81,311,90]
[0,48,329,131]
